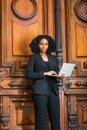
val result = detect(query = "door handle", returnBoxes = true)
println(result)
[75,81,87,87]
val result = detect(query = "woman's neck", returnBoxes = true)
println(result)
[39,52,48,61]
[39,52,47,56]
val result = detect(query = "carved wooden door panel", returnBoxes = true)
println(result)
[0,0,55,130]
[60,0,87,129]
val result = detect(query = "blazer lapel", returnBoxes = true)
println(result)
[36,54,53,70]
[36,54,46,69]
[48,55,52,70]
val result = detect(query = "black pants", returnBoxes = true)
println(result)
[32,94,60,130]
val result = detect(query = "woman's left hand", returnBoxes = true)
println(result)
[56,73,65,79]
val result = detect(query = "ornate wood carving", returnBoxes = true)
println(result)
[8,79,27,87]
[68,112,77,130]
[1,114,10,130]
[75,0,87,22]
[77,96,87,129]
[0,68,10,83]
[11,0,37,20]
[75,81,87,87]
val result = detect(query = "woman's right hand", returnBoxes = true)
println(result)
[44,71,57,76]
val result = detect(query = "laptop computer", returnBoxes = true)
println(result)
[49,63,75,78]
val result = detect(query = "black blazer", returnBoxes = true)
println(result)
[26,53,59,95]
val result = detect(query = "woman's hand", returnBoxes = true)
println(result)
[44,71,57,76]
[56,73,65,79]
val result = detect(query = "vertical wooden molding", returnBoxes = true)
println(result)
[55,0,63,89]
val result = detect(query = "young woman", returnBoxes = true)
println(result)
[26,35,64,130]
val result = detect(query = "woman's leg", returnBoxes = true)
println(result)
[33,95,48,130]
[47,94,60,130]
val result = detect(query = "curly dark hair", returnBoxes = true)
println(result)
[30,35,56,54]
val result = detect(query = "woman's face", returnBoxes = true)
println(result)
[38,38,49,53]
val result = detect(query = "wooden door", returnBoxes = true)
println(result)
[0,0,55,130]
[1,0,87,130]
[60,0,87,129]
